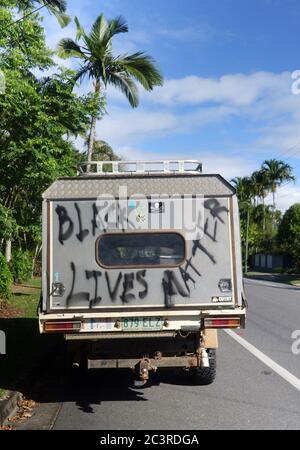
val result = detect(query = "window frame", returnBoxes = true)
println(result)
[95,231,186,269]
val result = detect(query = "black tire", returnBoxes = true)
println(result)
[191,349,216,385]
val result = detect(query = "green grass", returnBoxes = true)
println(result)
[10,278,41,317]
[289,280,300,287]
[0,388,6,399]
[245,271,267,276]
[0,278,60,400]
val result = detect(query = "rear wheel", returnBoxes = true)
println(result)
[191,349,216,385]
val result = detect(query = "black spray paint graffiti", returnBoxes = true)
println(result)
[65,262,148,308]
[85,270,102,308]
[105,272,122,302]
[161,199,229,308]
[56,198,228,308]
[162,270,189,308]
[66,262,89,305]
[57,202,137,245]
[75,203,89,242]
[56,203,91,245]
[204,198,228,224]
[55,205,74,245]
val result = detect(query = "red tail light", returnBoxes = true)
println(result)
[44,321,82,332]
[204,317,241,329]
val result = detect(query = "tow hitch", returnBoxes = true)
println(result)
[134,358,157,386]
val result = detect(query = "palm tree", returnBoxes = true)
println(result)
[58,14,163,163]
[90,140,120,173]
[251,170,269,205]
[251,170,269,232]
[92,140,118,161]
[261,159,295,208]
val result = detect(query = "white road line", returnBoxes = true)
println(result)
[225,329,300,392]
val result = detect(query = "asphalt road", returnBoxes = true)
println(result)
[19,279,300,430]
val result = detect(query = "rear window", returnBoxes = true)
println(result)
[96,233,185,268]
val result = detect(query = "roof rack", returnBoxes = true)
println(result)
[78,160,202,176]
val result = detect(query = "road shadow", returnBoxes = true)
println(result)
[35,364,193,407]
[0,317,61,396]
[0,330,156,411]
[35,362,200,414]
[0,318,204,415]
[1,340,197,414]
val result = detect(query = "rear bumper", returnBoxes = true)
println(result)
[39,308,246,335]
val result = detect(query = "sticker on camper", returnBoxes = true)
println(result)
[149,201,165,213]
[82,319,114,332]
[128,199,148,227]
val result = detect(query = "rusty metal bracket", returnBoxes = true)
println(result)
[139,358,150,381]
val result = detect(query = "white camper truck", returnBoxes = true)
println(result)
[39,160,246,385]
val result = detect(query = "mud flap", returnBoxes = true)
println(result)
[203,329,218,349]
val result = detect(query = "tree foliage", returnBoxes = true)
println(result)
[10,249,32,283]
[92,140,119,161]
[231,162,292,272]
[0,3,106,274]
[0,2,163,290]
[261,159,295,207]
[277,203,300,270]
[0,251,13,304]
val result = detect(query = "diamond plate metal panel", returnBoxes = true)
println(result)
[43,174,234,200]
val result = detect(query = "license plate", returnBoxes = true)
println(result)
[122,317,163,331]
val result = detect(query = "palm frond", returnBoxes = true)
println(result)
[57,38,86,59]
[116,52,163,90]
[50,9,71,28]
[74,16,86,41]
[40,1,70,27]
[40,0,67,13]
[73,65,91,84]
[107,72,139,107]
[89,14,109,44]
[88,15,128,57]
[108,16,128,37]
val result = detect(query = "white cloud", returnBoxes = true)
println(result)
[267,184,300,212]
[142,72,289,107]
[97,108,178,147]
[105,70,300,163]
[202,154,258,181]
[96,104,239,149]
[95,71,300,164]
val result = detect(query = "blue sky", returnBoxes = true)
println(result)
[41,0,300,210]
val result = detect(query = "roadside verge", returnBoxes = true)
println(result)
[0,278,61,428]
